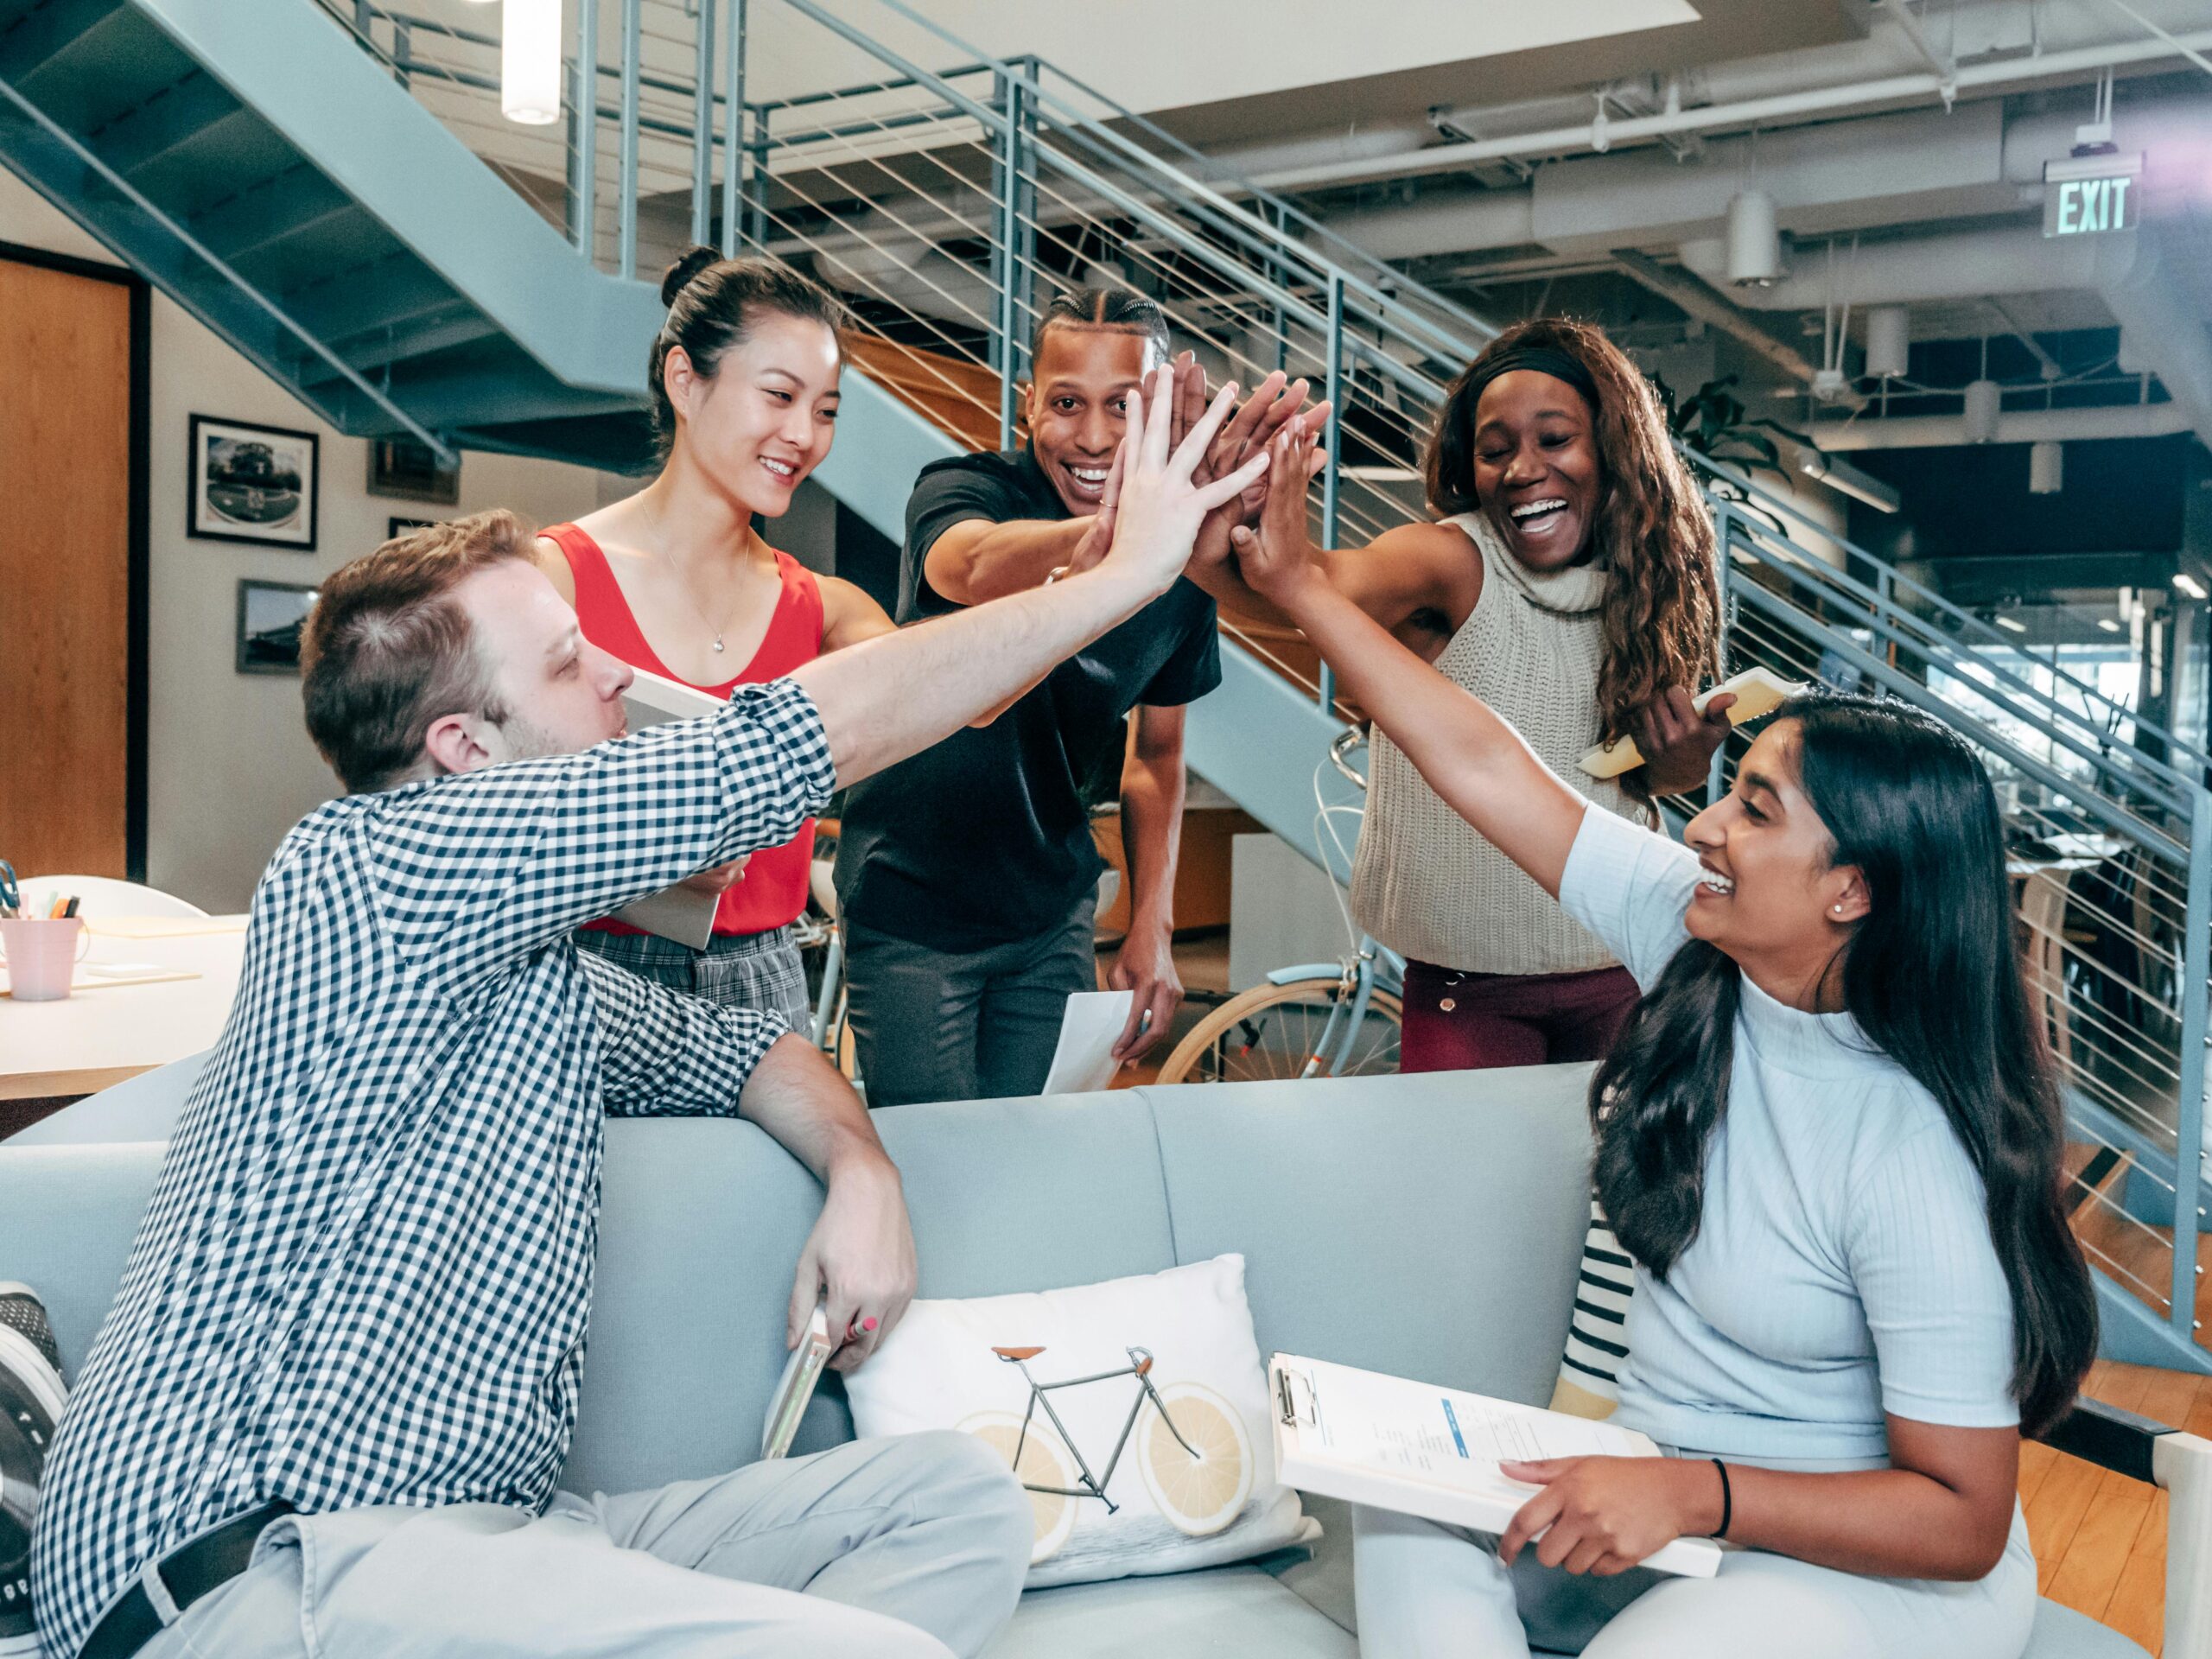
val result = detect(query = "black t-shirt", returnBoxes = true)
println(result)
[834,448,1222,949]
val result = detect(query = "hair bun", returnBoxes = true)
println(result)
[661,245,721,308]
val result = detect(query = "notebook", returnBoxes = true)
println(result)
[1269,1354,1721,1578]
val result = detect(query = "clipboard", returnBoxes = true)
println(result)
[1578,666,1802,780]
[615,670,740,949]
[1269,1354,1720,1578]
[760,1305,837,1461]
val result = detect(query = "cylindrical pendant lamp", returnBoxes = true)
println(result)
[1726,190,1782,287]
[1864,306,1910,378]
[2029,441,2063,494]
[502,0,563,126]
[1961,378,2001,443]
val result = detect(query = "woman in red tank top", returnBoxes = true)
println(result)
[535,249,897,1030]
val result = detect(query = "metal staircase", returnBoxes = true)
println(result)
[3,0,2207,1370]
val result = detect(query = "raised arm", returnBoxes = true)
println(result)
[1237,425,1584,895]
[922,515,1095,605]
[792,372,1266,789]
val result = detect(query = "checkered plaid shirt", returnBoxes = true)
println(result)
[31,680,836,1657]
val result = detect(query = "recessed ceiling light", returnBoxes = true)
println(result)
[2177,572,2208,601]
[2098,618,2122,632]
[1996,615,2027,632]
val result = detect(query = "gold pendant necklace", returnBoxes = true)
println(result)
[651,502,738,655]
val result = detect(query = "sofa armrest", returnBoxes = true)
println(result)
[2037,1397,2212,1659]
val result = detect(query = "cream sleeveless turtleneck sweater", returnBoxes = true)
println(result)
[1349,511,1651,976]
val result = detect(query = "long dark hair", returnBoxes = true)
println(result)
[648,246,849,460]
[1424,317,1720,772]
[1589,693,2096,1436]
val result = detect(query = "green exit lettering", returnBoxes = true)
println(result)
[2046,175,2137,237]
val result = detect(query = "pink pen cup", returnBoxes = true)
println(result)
[0,916,89,1001]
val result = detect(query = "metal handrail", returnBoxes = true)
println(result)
[1689,443,2212,784]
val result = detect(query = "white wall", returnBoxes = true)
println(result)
[1,171,620,912]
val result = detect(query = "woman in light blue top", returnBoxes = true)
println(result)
[1232,423,2098,1658]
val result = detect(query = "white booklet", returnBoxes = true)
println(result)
[1269,1354,1722,1578]
[1039,988,1135,1095]
[613,669,734,950]
[1578,665,1802,780]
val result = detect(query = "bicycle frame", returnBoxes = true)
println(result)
[1262,942,1406,1079]
[1000,1346,1202,1514]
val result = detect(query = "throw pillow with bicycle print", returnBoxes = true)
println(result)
[842,1255,1316,1587]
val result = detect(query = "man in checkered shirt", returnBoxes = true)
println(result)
[31,378,1269,1659]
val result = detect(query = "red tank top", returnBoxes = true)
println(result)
[544,521,824,938]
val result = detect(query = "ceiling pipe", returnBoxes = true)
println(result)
[1804,401,2192,450]
[1315,89,2206,270]
[1677,222,2137,308]
[2098,225,2212,449]
[1245,27,2212,194]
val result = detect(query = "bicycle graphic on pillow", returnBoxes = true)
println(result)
[959,1345,1253,1564]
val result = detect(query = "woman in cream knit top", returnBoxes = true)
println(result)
[1197,317,1728,1071]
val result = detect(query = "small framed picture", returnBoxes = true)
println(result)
[387,517,440,540]
[189,416,320,550]
[235,577,320,676]
[369,436,460,505]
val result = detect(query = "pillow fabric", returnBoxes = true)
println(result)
[0,1285,67,1657]
[845,1254,1315,1588]
[1549,1194,1632,1421]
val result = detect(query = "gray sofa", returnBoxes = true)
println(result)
[0,1056,2167,1657]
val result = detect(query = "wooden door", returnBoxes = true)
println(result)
[0,250,142,880]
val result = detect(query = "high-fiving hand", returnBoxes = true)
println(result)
[1228,422,1332,606]
[1096,365,1274,595]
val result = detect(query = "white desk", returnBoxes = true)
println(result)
[0,918,245,1101]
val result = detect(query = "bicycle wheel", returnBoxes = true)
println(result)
[1135,1382,1252,1535]
[957,1410,1079,1563]
[1154,979,1402,1084]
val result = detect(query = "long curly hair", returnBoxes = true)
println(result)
[1423,317,1721,771]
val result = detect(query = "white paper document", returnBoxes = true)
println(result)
[1270,1354,1721,1578]
[1039,989,1135,1096]
[614,670,739,948]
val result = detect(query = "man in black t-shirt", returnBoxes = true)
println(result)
[834,292,1214,1106]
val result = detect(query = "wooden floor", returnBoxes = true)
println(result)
[2025,1359,2212,1653]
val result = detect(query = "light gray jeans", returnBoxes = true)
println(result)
[130,1433,1031,1659]
[1351,1493,2037,1659]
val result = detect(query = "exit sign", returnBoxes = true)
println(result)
[2044,153,2143,237]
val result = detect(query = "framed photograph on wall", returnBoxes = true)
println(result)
[368,435,460,505]
[235,577,319,676]
[189,416,319,550]
[387,517,440,539]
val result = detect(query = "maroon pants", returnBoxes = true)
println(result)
[1399,959,1642,1074]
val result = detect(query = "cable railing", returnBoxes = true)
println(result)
[310,0,2211,1357]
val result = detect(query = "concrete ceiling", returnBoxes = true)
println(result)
[1147,0,1870,147]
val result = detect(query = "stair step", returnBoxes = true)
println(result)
[0,0,125,86]
[87,71,241,177]
[187,164,356,264]
[279,251,460,348]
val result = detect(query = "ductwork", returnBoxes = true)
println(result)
[2097,226,2212,451]
[1319,89,2212,267]
[1803,401,2195,451]
[1243,15,2212,194]
[1675,222,2139,309]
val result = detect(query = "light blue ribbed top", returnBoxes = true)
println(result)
[1559,805,2018,1470]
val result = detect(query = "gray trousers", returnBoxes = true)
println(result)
[842,903,1096,1109]
[134,1433,1031,1659]
[1351,1496,2037,1659]
[574,925,813,1032]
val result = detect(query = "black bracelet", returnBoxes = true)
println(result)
[1710,1458,1732,1540]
